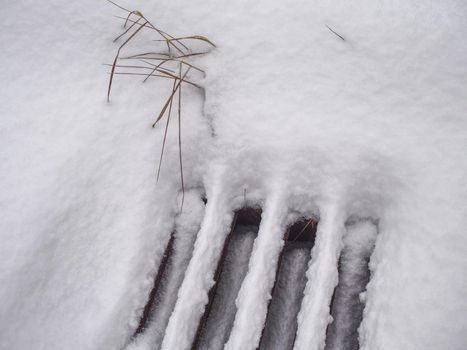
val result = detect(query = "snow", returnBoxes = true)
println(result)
[1,0,467,350]
[223,192,290,350]
[0,1,210,349]
[127,192,205,350]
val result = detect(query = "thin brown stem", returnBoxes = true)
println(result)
[107,20,147,101]
[106,2,214,206]
[179,60,205,73]
[109,72,199,88]
[110,72,171,79]
[106,0,131,13]
[106,62,176,74]
[122,51,208,60]
[116,15,187,55]
[138,15,191,53]
[114,16,141,42]
[140,58,205,74]
[143,58,173,82]
[156,78,178,183]
[178,63,185,212]
[122,52,171,59]
[152,67,192,126]
[153,35,216,48]
[292,219,316,242]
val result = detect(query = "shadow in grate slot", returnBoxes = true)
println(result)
[134,231,176,337]
[258,217,318,350]
[133,198,207,346]
[324,221,377,350]
[191,207,262,350]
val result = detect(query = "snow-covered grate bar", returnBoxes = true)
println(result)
[258,218,318,350]
[191,207,262,350]
[324,221,377,350]
[130,194,206,349]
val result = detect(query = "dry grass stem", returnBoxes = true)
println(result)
[106,0,214,211]
[177,63,185,210]
[292,219,317,242]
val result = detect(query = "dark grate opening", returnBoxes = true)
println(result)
[191,207,262,350]
[287,218,318,244]
[133,197,208,342]
[134,231,176,336]
[258,217,318,350]
[324,222,376,350]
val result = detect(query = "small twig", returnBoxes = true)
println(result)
[178,63,185,212]
[106,1,215,210]
[113,16,142,42]
[106,0,131,13]
[104,63,174,73]
[140,57,205,76]
[178,60,205,73]
[123,11,137,28]
[122,52,171,59]
[152,36,217,48]
[292,219,316,242]
[142,58,176,82]
[109,72,168,79]
[122,52,208,60]
[156,79,177,183]
[111,62,176,74]
[152,67,192,127]
[109,71,200,88]
[326,24,346,41]
[108,20,147,101]
[115,15,188,55]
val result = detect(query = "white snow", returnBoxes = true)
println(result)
[127,192,205,350]
[1,0,467,350]
[224,191,290,350]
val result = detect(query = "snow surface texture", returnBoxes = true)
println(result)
[1,0,467,350]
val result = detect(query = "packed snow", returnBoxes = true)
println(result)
[1,0,466,350]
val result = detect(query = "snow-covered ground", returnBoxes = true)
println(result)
[1,0,467,350]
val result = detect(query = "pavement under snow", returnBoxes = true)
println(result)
[1,1,466,350]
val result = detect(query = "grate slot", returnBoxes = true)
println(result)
[324,221,377,350]
[191,207,262,350]
[258,218,318,350]
[134,231,176,336]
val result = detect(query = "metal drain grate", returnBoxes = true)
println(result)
[132,201,377,350]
